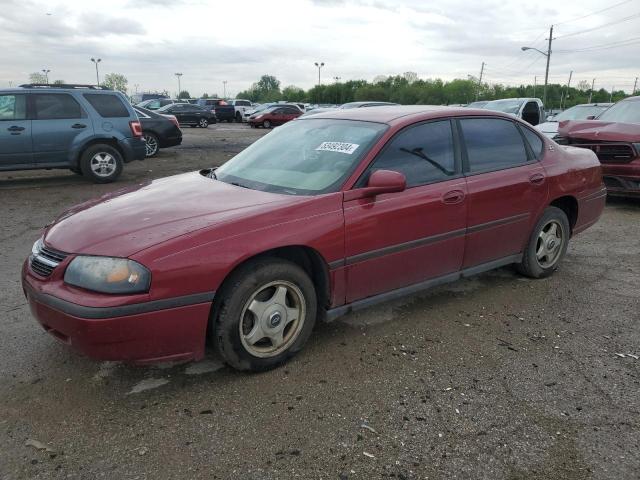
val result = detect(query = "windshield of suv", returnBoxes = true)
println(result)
[553,105,610,122]
[596,100,640,124]
[215,118,387,195]
[482,99,524,114]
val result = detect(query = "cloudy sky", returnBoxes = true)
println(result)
[1,0,638,97]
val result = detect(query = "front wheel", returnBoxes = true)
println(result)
[80,144,123,183]
[517,206,570,278]
[263,120,272,129]
[198,118,209,128]
[212,258,317,372]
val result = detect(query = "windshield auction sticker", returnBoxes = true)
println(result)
[315,142,360,154]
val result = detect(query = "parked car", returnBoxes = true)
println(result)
[466,101,488,108]
[0,83,145,183]
[130,92,168,104]
[535,103,612,139]
[196,98,235,122]
[156,103,217,128]
[247,104,302,128]
[22,105,605,371]
[481,98,545,125]
[136,98,177,110]
[557,95,640,197]
[339,101,399,109]
[226,99,253,122]
[133,106,182,157]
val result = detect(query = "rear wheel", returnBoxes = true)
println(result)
[212,258,317,371]
[198,118,209,128]
[143,133,159,157]
[80,144,123,183]
[235,112,242,123]
[263,120,272,129]
[517,206,570,278]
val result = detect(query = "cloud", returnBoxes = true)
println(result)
[78,14,145,35]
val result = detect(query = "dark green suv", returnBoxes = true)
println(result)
[0,84,146,183]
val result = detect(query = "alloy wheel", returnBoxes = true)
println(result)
[535,220,564,268]
[143,135,158,156]
[90,152,116,177]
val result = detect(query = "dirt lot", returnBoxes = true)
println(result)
[1,124,639,480]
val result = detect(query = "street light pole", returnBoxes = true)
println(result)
[314,62,324,86]
[90,58,101,85]
[333,76,341,104]
[533,76,537,97]
[42,69,50,84]
[175,73,183,98]
[521,24,553,106]
[476,62,485,100]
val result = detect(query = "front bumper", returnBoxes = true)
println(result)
[22,261,212,364]
[602,162,640,197]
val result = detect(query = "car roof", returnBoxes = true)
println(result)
[298,105,517,125]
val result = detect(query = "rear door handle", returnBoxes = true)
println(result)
[71,123,87,129]
[529,173,545,185]
[442,189,465,204]
[7,125,25,132]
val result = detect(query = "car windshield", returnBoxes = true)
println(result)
[553,105,609,122]
[482,99,524,114]
[596,100,640,124]
[215,118,388,195]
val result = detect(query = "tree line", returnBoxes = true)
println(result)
[237,73,632,109]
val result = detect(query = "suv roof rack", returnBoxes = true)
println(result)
[18,83,111,90]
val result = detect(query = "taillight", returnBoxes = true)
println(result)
[168,115,180,129]
[129,121,143,137]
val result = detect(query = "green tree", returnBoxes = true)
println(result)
[178,90,191,99]
[29,72,47,84]
[282,85,305,102]
[201,93,209,98]
[52,79,65,85]
[102,73,128,94]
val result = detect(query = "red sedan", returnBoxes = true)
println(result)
[248,105,302,128]
[23,106,606,371]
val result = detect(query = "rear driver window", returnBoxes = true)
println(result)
[34,94,83,119]
[460,118,529,173]
[520,126,544,159]
[83,94,129,118]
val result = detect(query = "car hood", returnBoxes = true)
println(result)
[44,171,296,257]
[535,121,559,136]
[558,120,640,142]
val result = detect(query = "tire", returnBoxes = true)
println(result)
[212,258,317,372]
[198,118,209,128]
[263,120,272,129]
[517,206,570,279]
[80,144,123,184]
[235,112,242,123]
[143,133,159,157]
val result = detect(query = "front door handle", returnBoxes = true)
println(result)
[71,123,87,129]
[7,125,25,132]
[529,173,545,185]
[442,189,465,205]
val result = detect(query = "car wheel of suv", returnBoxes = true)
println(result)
[235,112,242,123]
[263,120,272,129]
[198,118,209,128]
[517,206,570,279]
[80,145,123,184]
[212,258,317,372]
[143,133,159,157]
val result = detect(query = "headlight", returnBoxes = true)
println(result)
[64,256,151,294]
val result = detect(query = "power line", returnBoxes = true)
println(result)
[555,12,640,39]
[553,0,633,26]
[556,37,640,53]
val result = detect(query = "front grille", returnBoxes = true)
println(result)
[30,244,68,278]
[573,143,636,164]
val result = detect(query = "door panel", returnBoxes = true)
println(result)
[344,179,467,303]
[0,94,32,167]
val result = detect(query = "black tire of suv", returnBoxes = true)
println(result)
[212,258,317,372]
[235,112,242,123]
[517,206,570,279]
[80,144,124,184]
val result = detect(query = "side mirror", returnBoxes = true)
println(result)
[344,170,407,201]
[586,115,596,120]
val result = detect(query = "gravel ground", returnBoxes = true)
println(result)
[1,124,639,480]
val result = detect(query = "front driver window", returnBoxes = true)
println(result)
[362,120,456,188]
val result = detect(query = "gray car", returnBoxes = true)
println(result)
[0,84,146,183]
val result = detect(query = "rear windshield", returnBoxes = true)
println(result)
[83,94,130,118]
[596,100,640,124]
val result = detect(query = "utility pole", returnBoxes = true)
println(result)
[543,25,554,108]
[610,86,614,103]
[476,62,485,100]
[175,72,183,98]
[588,78,595,103]
[561,70,572,110]
[333,76,341,104]
[223,80,227,98]
[533,76,537,97]
[633,77,638,95]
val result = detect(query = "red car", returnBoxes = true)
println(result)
[248,105,302,128]
[558,95,640,197]
[23,106,606,371]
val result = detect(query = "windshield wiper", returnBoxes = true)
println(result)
[400,147,454,176]
[230,182,249,189]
